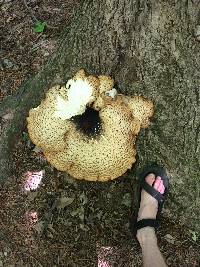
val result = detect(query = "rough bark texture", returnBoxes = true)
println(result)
[1,0,200,232]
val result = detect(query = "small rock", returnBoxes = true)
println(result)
[0,260,3,267]
[164,234,175,244]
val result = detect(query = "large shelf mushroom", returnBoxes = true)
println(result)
[27,70,154,181]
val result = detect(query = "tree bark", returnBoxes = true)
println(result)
[0,0,200,232]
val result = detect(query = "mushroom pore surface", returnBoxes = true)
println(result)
[27,69,154,181]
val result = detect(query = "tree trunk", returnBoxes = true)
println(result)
[1,0,200,232]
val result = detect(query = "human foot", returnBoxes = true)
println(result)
[137,173,165,222]
[136,173,165,243]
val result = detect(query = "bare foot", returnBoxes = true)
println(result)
[136,173,165,243]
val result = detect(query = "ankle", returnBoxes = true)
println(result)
[137,227,157,247]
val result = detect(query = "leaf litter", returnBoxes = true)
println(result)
[1,0,200,265]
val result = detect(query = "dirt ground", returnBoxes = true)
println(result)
[0,0,200,266]
[0,0,79,101]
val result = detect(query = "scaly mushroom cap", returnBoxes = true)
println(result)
[27,85,73,152]
[123,95,154,128]
[44,99,138,181]
[27,70,154,181]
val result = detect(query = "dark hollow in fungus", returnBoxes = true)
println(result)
[70,107,102,137]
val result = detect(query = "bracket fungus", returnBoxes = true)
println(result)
[27,69,154,181]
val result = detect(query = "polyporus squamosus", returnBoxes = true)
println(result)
[27,69,154,181]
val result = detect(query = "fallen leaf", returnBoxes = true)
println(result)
[33,21,47,33]
[56,197,75,209]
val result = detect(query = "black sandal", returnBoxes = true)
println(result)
[135,164,169,232]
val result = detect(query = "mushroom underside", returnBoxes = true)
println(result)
[27,70,154,181]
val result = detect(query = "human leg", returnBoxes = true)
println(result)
[136,173,167,267]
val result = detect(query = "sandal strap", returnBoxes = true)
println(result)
[136,219,160,230]
[141,179,165,203]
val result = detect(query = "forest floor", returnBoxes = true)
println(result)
[0,0,200,266]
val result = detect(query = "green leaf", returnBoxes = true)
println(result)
[33,21,47,33]
[189,230,198,242]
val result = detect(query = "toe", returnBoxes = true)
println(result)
[155,177,165,194]
[157,181,163,193]
[158,180,165,194]
[137,173,158,223]
[154,176,161,190]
